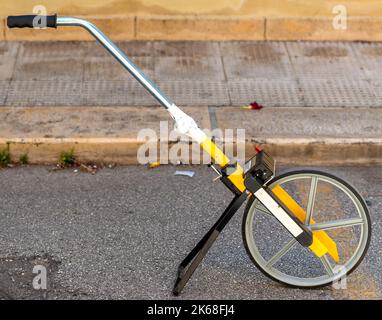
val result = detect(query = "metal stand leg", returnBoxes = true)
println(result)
[173,192,248,295]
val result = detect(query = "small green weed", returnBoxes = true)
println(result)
[59,149,76,167]
[19,153,29,165]
[0,149,11,167]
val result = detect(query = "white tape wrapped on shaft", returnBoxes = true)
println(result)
[167,104,207,143]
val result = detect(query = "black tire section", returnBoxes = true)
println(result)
[241,169,372,288]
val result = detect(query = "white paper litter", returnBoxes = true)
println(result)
[174,170,195,178]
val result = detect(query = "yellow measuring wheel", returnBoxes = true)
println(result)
[243,169,371,288]
[6,14,371,295]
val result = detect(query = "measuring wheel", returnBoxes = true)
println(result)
[242,170,371,288]
[6,14,373,295]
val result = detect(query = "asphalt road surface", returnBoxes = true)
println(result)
[0,165,381,300]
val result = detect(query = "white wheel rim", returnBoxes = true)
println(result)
[244,173,370,287]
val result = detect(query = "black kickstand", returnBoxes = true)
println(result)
[173,192,248,295]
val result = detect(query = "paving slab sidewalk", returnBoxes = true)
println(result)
[0,40,381,164]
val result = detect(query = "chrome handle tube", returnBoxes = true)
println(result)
[56,16,174,109]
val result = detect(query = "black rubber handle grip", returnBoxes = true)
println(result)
[7,15,57,28]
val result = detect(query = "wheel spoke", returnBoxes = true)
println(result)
[254,203,272,216]
[266,238,297,268]
[305,176,318,225]
[310,217,364,231]
[320,255,335,276]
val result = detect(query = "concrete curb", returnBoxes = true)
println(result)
[1,138,381,166]
[2,15,382,41]
[0,106,381,166]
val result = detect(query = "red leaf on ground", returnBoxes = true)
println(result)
[249,101,264,110]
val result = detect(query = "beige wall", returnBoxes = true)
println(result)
[1,0,381,17]
[1,1,382,41]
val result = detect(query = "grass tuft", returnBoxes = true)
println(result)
[19,153,29,165]
[59,149,76,167]
[0,149,11,167]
